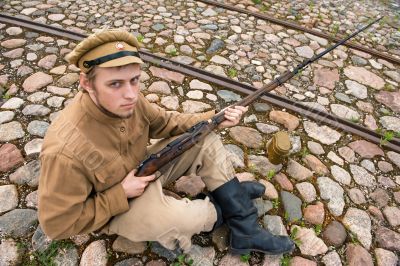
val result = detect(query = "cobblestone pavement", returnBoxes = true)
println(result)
[0,0,399,265]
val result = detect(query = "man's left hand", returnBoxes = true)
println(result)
[217,106,249,129]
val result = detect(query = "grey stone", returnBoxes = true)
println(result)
[27,91,51,103]
[330,165,351,185]
[0,185,18,213]
[351,55,368,66]
[187,245,215,266]
[256,123,279,134]
[0,121,25,141]
[330,104,360,121]
[151,242,181,262]
[253,198,273,217]
[24,138,43,155]
[360,159,376,173]
[211,225,229,251]
[289,135,302,154]
[160,96,179,110]
[112,236,146,255]
[303,121,341,145]
[54,246,79,266]
[335,92,352,104]
[189,79,213,91]
[32,225,51,252]
[317,176,344,216]
[383,71,400,83]
[22,104,51,116]
[387,151,400,169]
[248,155,282,175]
[342,207,372,249]
[80,240,107,266]
[27,120,49,137]
[380,116,400,132]
[345,80,368,99]
[0,209,37,237]
[171,56,195,65]
[1,97,24,109]
[253,102,271,112]
[217,90,241,102]
[263,215,288,236]
[9,160,40,187]
[47,96,65,108]
[0,239,23,266]
[281,191,302,222]
[206,39,225,54]
[322,251,342,266]
[114,258,142,266]
[0,111,15,124]
[295,182,316,203]
[182,100,211,113]
[307,141,325,155]
[295,46,314,58]
[350,164,376,187]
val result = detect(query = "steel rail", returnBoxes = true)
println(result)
[1,13,400,152]
[197,0,400,66]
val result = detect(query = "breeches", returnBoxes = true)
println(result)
[106,132,235,251]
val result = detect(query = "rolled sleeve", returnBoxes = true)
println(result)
[104,183,129,216]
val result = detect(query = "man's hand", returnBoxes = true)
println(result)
[121,169,156,198]
[217,106,249,129]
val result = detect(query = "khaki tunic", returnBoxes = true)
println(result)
[38,90,215,239]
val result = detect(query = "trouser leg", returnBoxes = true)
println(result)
[107,132,235,251]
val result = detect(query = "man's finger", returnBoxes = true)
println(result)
[140,174,156,181]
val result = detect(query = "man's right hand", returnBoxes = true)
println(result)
[121,169,156,198]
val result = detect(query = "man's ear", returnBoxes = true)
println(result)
[79,72,94,93]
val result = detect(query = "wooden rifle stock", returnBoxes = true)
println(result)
[136,17,382,178]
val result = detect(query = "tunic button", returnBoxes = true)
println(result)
[120,127,125,132]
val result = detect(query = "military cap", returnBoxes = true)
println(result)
[66,29,144,73]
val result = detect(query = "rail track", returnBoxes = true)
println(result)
[1,13,400,152]
[197,0,400,66]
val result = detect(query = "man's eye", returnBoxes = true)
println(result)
[110,82,121,88]
[131,78,139,84]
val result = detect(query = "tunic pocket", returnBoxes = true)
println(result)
[94,156,127,191]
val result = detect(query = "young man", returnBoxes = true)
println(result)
[38,29,294,255]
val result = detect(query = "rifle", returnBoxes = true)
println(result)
[136,17,383,178]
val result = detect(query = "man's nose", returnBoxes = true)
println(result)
[124,84,138,99]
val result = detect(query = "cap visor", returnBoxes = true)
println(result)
[98,56,144,68]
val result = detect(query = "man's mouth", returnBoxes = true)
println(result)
[121,102,135,108]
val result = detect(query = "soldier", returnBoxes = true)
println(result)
[38,29,294,255]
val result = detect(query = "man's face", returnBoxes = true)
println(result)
[81,63,141,119]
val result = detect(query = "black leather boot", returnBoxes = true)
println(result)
[241,181,265,199]
[200,180,265,230]
[211,177,295,255]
